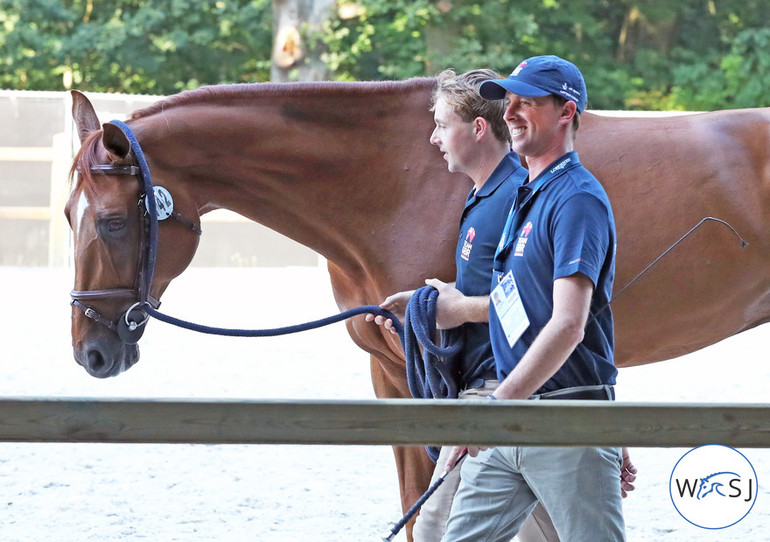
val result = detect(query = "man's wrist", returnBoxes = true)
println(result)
[467,295,491,323]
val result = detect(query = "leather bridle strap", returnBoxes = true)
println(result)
[86,164,202,235]
[70,120,199,343]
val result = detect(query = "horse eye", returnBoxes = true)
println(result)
[97,216,128,238]
[107,218,125,232]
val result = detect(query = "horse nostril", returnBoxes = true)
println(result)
[75,334,137,378]
[86,349,107,374]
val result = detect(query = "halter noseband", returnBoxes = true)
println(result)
[70,120,201,344]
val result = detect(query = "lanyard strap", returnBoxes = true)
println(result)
[495,152,582,264]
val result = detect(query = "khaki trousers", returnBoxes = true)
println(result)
[412,381,560,542]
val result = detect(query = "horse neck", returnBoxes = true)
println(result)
[133,81,464,296]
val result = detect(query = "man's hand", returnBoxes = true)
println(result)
[424,278,489,329]
[620,447,637,498]
[365,290,414,335]
[443,444,488,473]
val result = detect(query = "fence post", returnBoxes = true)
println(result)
[49,131,72,266]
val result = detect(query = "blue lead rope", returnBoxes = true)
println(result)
[404,287,462,402]
[145,285,462,463]
[145,286,459,407]
[145,304,404,341]
[402,286,463,463]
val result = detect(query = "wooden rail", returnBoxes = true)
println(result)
[1,398,769,448]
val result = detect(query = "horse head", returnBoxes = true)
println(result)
[65,90,201,378]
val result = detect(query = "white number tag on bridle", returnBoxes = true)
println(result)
[146,186,174,220]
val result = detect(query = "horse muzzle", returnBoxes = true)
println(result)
[73,327,140,378]
[70,291,157,377]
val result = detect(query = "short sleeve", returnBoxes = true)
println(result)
[552,193,611,286]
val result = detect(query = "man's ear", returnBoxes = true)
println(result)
[474,117,487,138]
[560,101,577,126]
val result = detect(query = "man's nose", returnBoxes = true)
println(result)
[504,106,520,124]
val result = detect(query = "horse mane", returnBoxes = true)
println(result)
[130,78,437,120]
[69,78,437,187]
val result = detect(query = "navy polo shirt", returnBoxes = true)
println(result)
[444,152,529,388]
[489,151,617,392]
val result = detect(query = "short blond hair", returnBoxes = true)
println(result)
[431,68,510,145]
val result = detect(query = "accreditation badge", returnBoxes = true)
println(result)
[491,270,530,348]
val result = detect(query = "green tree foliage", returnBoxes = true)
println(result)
[0,0,273,93]
[1,0,768,110]
[671,26,770,110]
[321,0,770,110]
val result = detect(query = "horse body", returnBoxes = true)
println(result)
[65,81,770,536]
[578,110,770,363]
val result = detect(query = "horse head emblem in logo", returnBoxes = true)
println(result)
[697,471,740,500]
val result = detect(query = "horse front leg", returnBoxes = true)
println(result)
[369,354,434,542]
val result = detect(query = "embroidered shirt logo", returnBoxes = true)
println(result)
[461,227,476,261]
[514,221,533,257]
[550,158,572,174]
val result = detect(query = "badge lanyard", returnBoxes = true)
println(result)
[491,152,582,347]
[494,152,582,267]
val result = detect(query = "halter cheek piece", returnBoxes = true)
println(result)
[70,121,201,344]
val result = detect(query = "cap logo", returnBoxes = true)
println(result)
[559,82,581,104]
[511,61,527,77]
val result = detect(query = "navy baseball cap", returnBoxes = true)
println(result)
[479,55,588,113]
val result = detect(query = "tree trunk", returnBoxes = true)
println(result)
[271,0,336,82]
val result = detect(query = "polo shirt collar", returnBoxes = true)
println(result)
[525,151,581,191]
[467,152,523,206]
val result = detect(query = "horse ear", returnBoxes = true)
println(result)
[71,90,101,144]
[101,123,131,160]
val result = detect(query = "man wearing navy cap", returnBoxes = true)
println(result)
[368,68,560,542]
[441,55,625,541]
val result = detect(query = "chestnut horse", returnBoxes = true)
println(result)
[65,80,770,537]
